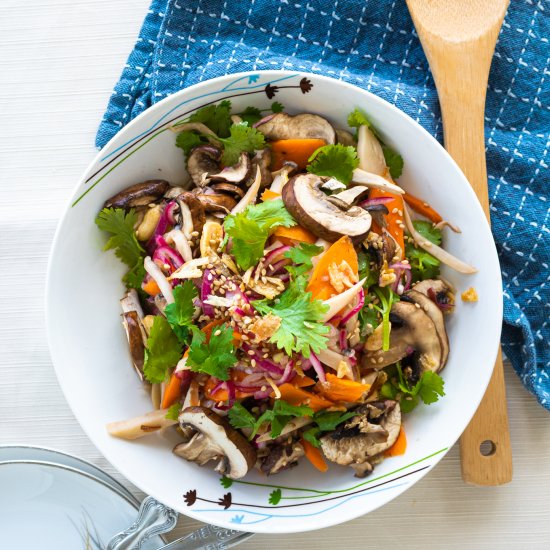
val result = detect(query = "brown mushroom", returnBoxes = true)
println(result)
[247,148,273,188]
[413,279,455,313]
[104,180,170,210]
[120,289,148,381]
[260,439,305,475]
[176,192,206,236]
[173,406,256,479]
[255,113,336,144]
[210,152,251,183]
[362,300,443,377]
[209,183,245,199]
[282,174,372,243]
[195,192,237,213]
[320,401,401,477]
[186,145,221,187]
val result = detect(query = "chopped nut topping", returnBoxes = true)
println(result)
[328,260,359,293]
[248,314,282,343]
[461,287,478,302]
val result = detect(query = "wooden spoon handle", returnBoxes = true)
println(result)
[407,7,513,484]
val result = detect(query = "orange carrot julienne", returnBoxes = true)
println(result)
[142,278,161,296]
[161,370,182,409]
[276,383,334,412]
[384,426,407,457]
[369,187,405,255]
[403,193,443,224]
[306,236,358,300]
[271,138,327,171]
[261,189,281,201]
[315,373,370,403]
[301,438,329,472]
[273,225,317,244]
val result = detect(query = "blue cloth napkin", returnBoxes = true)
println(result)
[96,0,549,410]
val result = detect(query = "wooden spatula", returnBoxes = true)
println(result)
[406,0,513,485]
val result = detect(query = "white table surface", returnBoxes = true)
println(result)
[1,1,549,548]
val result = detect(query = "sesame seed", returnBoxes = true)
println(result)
[370,357,376,363]
[378,356,384,363]
[414,302,421,309]
[392,207,398,214]
[261,386,267,392]
[241,334,249,341]
[214,329,222,336]
[251,359,257,367]
[247,350,255,356]
[191,231,199,237]
[163,263,170,270]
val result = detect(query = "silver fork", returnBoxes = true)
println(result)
[107,496,253,550]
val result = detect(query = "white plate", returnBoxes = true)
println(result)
[46,71,502,533]
[0,460,165,550]
[0,444,134,502]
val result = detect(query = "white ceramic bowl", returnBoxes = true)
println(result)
[46,71,502,533]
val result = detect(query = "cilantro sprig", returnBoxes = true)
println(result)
[186,323,237,381]
[224,199,296,269]
[143,316,182,384]
[164,281,198,344]
[381,363,445,413]
[217,123,266,165]
[253,277,329,357]
[228,401,314,439]
[237,101,284,126]
[95,208,146,290]
[284,243,323,279]
[307,144,359,185]
[405,221,442,282]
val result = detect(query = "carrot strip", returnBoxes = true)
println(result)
[271,138,327,170]
[301,438,329,472]
[369,188,405,254]
[277,383,334,412]
[273,225,317,244]
[261,189,281,201]
[161,370,182,409]
[142,278,161,296]
[315,373,370,403]
[384,426,407,457]
[403,193,443,223]
[307,236,358,300]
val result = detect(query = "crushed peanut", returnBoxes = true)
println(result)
[461,287,479,302]
[328,260,359,293]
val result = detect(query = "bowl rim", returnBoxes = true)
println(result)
[45,69,502,533]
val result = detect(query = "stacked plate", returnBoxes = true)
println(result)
[0,445,165,550]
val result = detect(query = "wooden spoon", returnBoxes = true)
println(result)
[406,0,513,485]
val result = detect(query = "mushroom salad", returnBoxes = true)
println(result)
[98,102,477,479]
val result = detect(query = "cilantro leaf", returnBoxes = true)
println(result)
[253,400,314,439]
[164,282,198,344]
[188,100,232,137]
[253,277,329,357]
[218,123,266,165]
[143,316,182,384]
[284,243,323,278]
[382,363,445,413]
[175,130,207,156]
[358,297,380,338]
[347,108,382,139]
[357,251,379,289]
[224,199,296,270]
[95,208,146,290]
[165,402,182,420]
[405,221,442,282]
[186,324,237,380]
[307,144,359,185]
[238,106,263,126]
[382,145,404,179]
[303,427,322,447]
[228,402,257,431]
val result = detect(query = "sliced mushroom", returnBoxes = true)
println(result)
[104,180,170,210]
[404,290,449,367]
[120,289,148,380]
[335,128,356,146]
[195,192,237,213]
[326,185,370,209]
[173,406,256,479]
[176,192,206,236]
[362,300,442,375]
[320,401,401,477]
[210,152,251,183]
[247,148,272,188]
[282,174,372,243]
[260,439,305,475]
[256,113,336,144]
[186,146,221,187]
[209,183,245,199]
[413,279,456,313]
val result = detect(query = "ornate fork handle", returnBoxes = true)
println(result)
[158,524,254,550]
[107,496,178,550]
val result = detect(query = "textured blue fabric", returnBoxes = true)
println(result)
[96,0,550,409]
